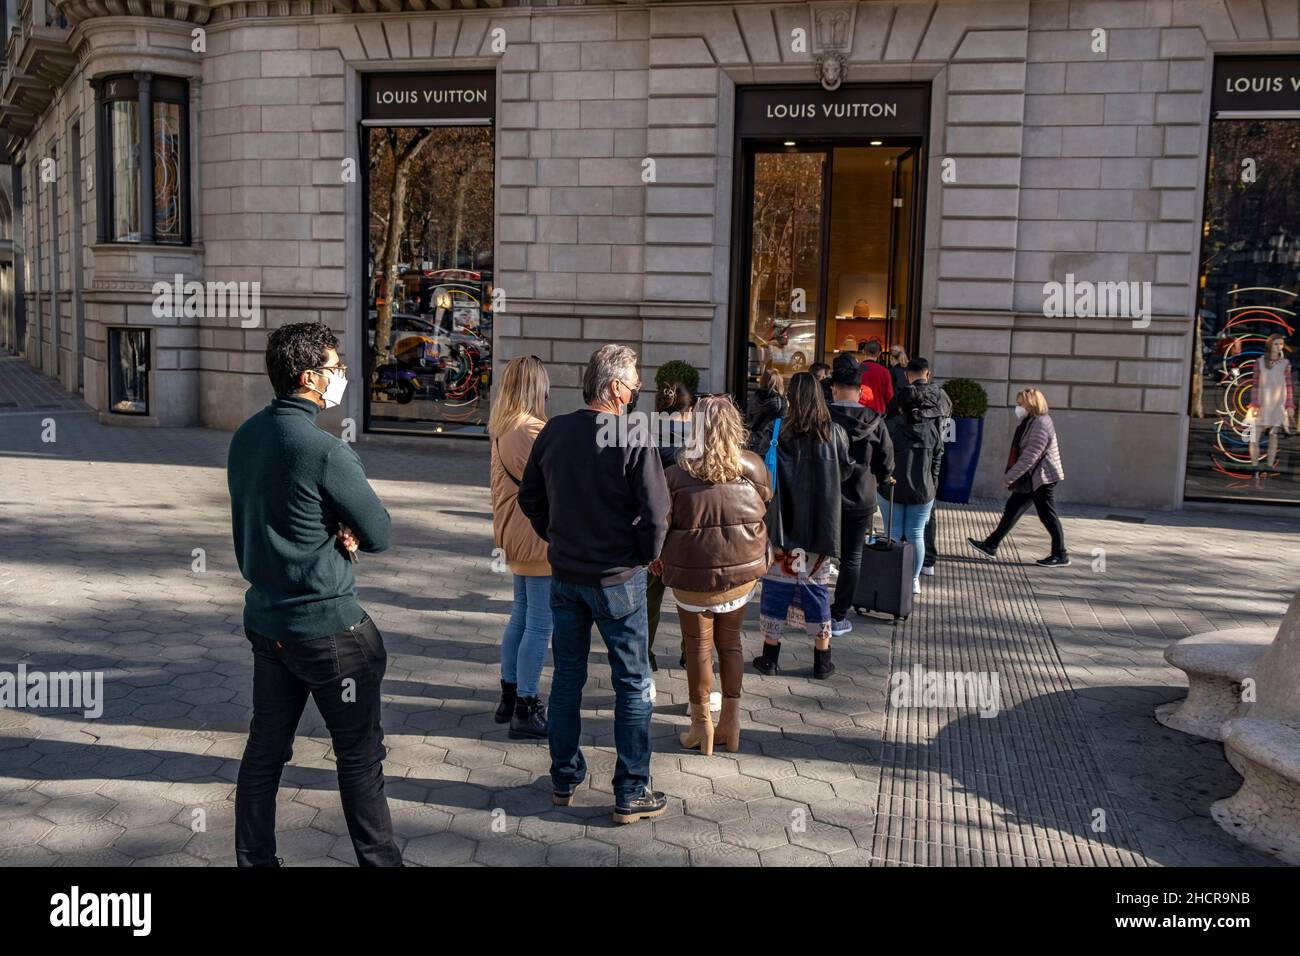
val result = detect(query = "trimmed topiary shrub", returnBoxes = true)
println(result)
[654,359,700,394]
[942,378,989,419]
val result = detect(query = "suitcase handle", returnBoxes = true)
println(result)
[869,479,897,551]
[885,479,895,539]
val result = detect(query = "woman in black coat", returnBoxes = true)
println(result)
[751,371,851,679]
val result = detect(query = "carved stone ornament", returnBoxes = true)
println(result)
[810,3,856,91]
[816,52,848,91]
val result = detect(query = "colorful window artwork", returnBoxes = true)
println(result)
[1186,119,1300,505]
[153,102,183,242]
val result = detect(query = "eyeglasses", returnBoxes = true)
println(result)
[307,363,348,375]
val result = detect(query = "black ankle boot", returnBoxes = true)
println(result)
[752,641,781,676]
[813,647,836,680]
[509,695,549,740]
[494,680,517,724]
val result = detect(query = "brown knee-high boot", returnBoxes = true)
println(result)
[713,605,746,752]
[676,608,714,754]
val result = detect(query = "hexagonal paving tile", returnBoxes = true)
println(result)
[39,821,126,853]
[402,831,477,867]
[546,837,618,867]
[37,793,117,826]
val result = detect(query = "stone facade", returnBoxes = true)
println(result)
[6,0,1300,506]
[0,163,15,355]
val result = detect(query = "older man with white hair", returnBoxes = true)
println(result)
[517,344,670,824]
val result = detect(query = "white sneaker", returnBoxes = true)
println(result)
[831,617,853,636]
[912,580,921,595]
[921,565,935,577]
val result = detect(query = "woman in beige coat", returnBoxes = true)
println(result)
[489,355,553,739]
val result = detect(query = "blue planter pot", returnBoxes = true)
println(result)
[938,417,985,504]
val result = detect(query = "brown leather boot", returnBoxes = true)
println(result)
[679,702,714,755]
[714,697,741,753]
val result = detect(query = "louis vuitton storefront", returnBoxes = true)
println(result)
[10,1,1300,508]
[728,83,929,407]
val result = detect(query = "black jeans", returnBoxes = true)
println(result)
[831,510,874,621]
[985,482,1066,557]
[236,616,402,867]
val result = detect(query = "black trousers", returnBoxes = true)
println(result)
[985,482,1066,557]
[923,509,938,568]
[831,510,874,620]
[236,616,402,867]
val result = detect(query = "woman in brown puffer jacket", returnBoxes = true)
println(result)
[654,395,772,755]
[489,356,553,741]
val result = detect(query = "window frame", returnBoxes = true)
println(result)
[94,73,191,247]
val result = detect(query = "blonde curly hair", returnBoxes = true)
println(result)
[679,395,747,485]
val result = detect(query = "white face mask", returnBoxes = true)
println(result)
[312,368,347,409]
[1014,404,1028,420]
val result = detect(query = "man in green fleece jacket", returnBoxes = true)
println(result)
[227,321,401,867]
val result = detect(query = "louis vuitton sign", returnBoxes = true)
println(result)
[1212,56,1300,113]
[363,72,496,124]
[738,84,929,138]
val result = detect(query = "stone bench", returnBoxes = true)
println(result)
[1154,627,1274,741]
[1211,717,1300,866]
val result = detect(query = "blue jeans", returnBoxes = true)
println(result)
[500,574,553,697]
[548,568,653,804]
[891,499,935,585]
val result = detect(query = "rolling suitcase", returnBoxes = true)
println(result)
[852,483,914,622]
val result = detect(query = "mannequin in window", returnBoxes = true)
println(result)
[1247,333,1295,484]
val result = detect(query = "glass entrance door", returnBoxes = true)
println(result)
[736,142,923,407]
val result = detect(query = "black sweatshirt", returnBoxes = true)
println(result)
[829,401,895,517]
[518,408,670,586]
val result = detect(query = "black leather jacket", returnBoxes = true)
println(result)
[755,421,851,559]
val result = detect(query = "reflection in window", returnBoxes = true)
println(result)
[366,125,494,435]
[1186,119,1300,505]
[110,100,139,242]
[747,152,825,384]
[108,328,150,415]
[153,102,183,242]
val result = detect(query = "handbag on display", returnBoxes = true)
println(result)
[852,299,871,319]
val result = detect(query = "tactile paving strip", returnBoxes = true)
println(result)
[869,503,1146,866]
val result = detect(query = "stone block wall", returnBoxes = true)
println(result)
[13,0,1300,507]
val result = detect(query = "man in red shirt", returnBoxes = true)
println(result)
[857,340,894,414]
